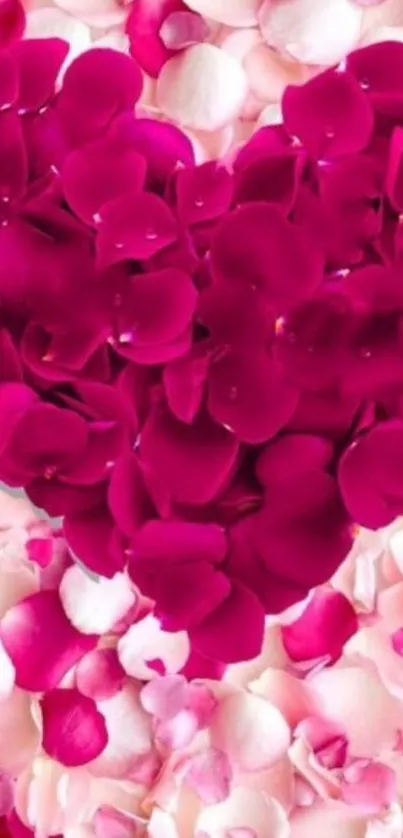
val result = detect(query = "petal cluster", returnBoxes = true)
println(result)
[6,38,403,662]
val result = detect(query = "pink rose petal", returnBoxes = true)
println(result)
[0,590,97,691]
[41,688,108,767]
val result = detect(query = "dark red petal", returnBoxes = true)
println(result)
[97,193,178,268]
[282,69,374,159]
[140,404,239,505]
[13,38,69,112]
[211,202,323,310]
[190,581,265,664]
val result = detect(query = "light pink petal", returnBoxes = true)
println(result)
[341,761,397,814]
[184,748,232,804]
[89,684,152,779]
[250,669,315,728]
[310,666,403,757]
[282,589,358,664]
[140,674,188,720]
[156,44,248,131]
[118,614,190,680]
[258,0,363,65]
[210,692,290,771]
[0,590,97,691]
[93,808,138,838]
[196,788,289,838]
[54,0,126,28]
[59,565,136,635]
[0,688,40,775]
[75,648,126,701]
[185,0,262,26]
[290,802,367,838]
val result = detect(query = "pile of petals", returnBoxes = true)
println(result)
[8,35,403,665]
[15,0,403,161]
[3,490,403,838]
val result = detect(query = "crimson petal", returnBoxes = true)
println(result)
[97,193,178,268]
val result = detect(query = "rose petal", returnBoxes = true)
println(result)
[60,565,136,635]
[282,589,358,664]
[41,688,108,767]
[97,193,178,268]
[211,692,290,771]
[156,44,248,131]
[190,581,265,663]
[0,590,96,691]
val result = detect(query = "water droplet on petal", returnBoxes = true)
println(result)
[113,293,122,308]
[44,466,57,480]
[325,128,335,140]
[41,353,54,363]
[93,212,102,225]
[115,242,124,250]
[360,78,370,91]
[359,348,372,359]
[145,228,158,241]
[194,198,204,208]
[229,386,238,401]
[118,331,133,345]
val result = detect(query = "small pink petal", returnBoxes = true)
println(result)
[41,688,108,767]
[341,761,397,814]
[75,648,126,701]
[210,692,290,771]
[184,748,232,804]
[160,10,210,49]
[140,674,188,720]
[0,590,97,691]
[156,43,248,131]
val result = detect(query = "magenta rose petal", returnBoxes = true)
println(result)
[190,581,265,664]
[41,688,108,767]
[386,126,403,212]
[210,202,324,309]
[163,345,210,423]
[282,69,374,159]
[0,49,18,109]
[233,151,304,212]
[110,115,195,188]
[122,269,198,346]
[0,591,97,691]
[282,589,358,664]
[62,140,147,226]
[126,0,186,78]
[175,162,234,226]
[97,193,178,267]
[5,403,88,480]
[132,519,227,566]
[207,350,299,444]
[256,434,333,486]
[0,0,25,47]
[154,562,231,632]
[13,38,69,112]
[108,451,153,538]
[76,648,126,701]
[58,48,143,129]
[0,111,27,200]
[347,41,403,115]
[140,404,239,505]
[64,505,124,578]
